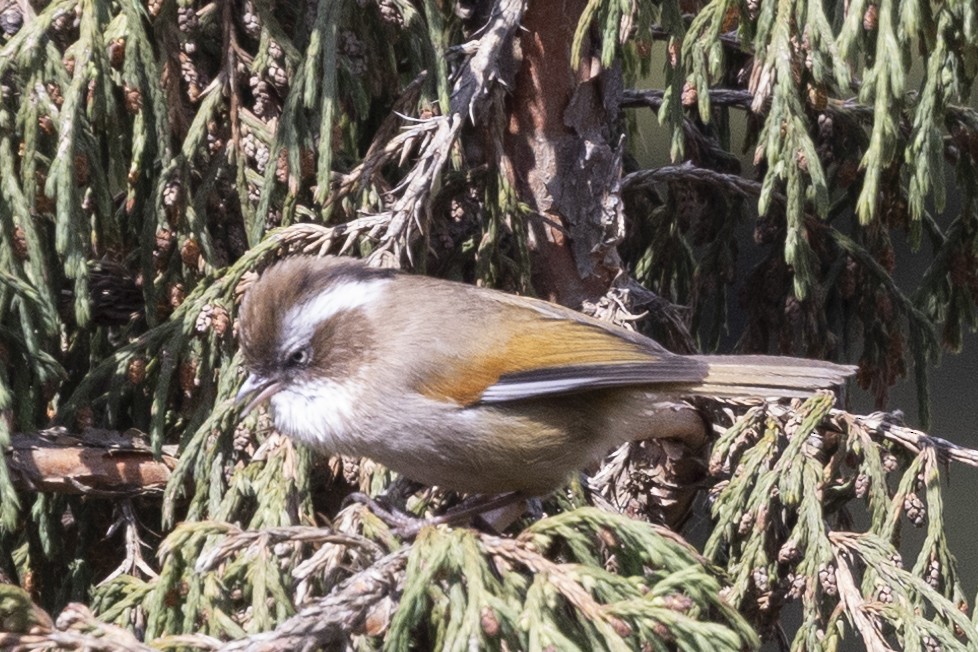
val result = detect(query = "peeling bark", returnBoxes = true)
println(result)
[505,0,625,308]
[6,429,176,496]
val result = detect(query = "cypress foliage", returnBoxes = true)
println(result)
[0,0,977,649]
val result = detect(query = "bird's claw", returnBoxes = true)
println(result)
[343,492,426,537]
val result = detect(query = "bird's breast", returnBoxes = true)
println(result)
[269,378,367,455]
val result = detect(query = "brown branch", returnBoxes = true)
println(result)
[622,161,783,207]
[623,86,978,131]
[622,88,753,111]
[6,428,177,496]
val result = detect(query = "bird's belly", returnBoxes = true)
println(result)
[362,401,610,495]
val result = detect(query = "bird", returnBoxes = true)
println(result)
[236,255,855,498]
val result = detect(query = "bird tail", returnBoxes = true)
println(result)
[687,355,856,399]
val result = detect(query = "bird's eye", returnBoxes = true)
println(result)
[287,347,311,368]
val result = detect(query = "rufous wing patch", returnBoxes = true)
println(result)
[417,318,658,405]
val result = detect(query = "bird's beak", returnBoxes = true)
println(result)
[236,373,283,417]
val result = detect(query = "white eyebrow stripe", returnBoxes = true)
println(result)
[281,278,389,352]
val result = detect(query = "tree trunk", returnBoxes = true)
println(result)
[505,0,625,308]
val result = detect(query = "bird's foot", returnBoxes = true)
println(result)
[343,492,422,535]
[344,491,530,538]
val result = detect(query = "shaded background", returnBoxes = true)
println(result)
[630,68,978,596]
